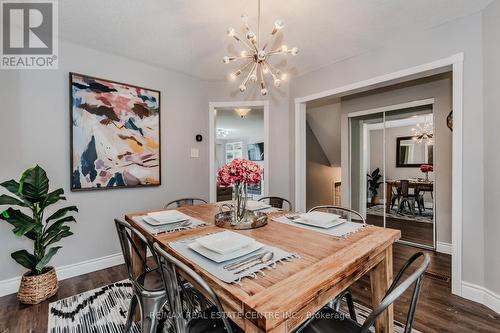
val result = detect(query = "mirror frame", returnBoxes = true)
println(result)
[396,136,433,168]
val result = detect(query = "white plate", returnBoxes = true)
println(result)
[144,210,190,226]
[246,201,272,211]
[195,231,255,254]
[299,211,340,224]
[188,241,264,263]
[293,217,347,229]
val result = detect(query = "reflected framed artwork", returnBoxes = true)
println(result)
[70,73,161,190]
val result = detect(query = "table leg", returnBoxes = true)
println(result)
[370,246,394,333]
[385,183,392,213]
[130,233,147,321]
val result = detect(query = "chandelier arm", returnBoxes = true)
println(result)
[241,62,257,87]
[265,61,282,76]
[263,61,278,80]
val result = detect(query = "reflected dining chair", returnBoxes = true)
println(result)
[153,243,243,333]
[258,196,293,210]
[165,198,207,209]
[114,219,168,333]
[295,252,430,333]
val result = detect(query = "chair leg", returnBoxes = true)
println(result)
[138,294,168,333]
[124,295,138,333]
[344,291,357,322]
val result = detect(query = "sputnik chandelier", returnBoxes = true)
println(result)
[412,122,433,144]
[223,0,298,95]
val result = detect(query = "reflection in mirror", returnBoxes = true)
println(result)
[396,136,433,167]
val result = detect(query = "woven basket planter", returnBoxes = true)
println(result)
[17,267,58,304]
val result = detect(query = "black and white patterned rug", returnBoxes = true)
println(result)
[48,281,420,333]
[367,204,434,224]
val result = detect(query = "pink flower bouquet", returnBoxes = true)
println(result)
[420,165,433,173]
[217,159,262,187]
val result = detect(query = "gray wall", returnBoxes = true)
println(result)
[290,13,484,286]
[342,75,452,244]
[0,40,212,281]
[483,0,500,296]
[306,123,340,210]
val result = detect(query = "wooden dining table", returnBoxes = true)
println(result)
[385,179,434,213]
[125,204,400,333]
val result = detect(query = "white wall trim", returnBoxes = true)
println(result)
[0,252,124,297]
[208,100,270,203]
[294,53,464,298]
[462,281,500,315]
[436,241,452,255]
[347,98,435,119]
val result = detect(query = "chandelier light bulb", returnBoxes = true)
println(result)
[246,31,256,41]
[261,88,268,95]
[241,14,249,23]
[239,84,246,92]
[262,67,269,74]
[250,73,257,82]
[291,47,299,56]
[229,73,237,81]
[280,73,288,80]
[274,78,281,87]
[240,50,248,57]
[257,50,267,61]
[274,20,284,30]
[226,27,235,37]
[223,56,230,64]
[281,45,288,53]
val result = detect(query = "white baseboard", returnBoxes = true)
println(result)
[0,252,124,297]
[436,241,452,255]
[462,281,500,314]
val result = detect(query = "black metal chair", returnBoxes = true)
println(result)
[114,219,168,333]
[295,252,430,333]
[307,206,366,321]
[165,198,208,209]
[153,243,243,333]
[258,196,293,210]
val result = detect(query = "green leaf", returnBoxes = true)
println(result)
[0,208,40,237]
[35,246,61,272]
[43,217,75,243]
[42,188,66,209]
[19,165,49,204]
[46,206,78,222]
[0,179,20,195]
[0,194,27,207]
[11,250,36,272]
[45,229,73,246]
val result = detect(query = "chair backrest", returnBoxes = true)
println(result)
[152,242,234,333]
[308,205,366,224]
[114,219,159,290]
[359,252,430,333]
[258,196,292,210]
[165,198,207,209]
[400,180,410,197]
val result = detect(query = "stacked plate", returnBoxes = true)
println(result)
[142,210,191,226]
[245,200,272,211]
[292,211,346,229]
[188,231,263,263]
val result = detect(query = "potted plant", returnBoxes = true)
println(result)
[0,165,78,304]
[367,168,383,205]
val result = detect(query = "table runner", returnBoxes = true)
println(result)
[170,235,299,284]
[272,215,367,238]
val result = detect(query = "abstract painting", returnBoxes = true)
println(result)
[70,73,161,190]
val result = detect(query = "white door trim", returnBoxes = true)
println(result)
[294,53,463,297]
[208,100,270,203]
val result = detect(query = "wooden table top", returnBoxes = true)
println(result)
[125,204,400,332]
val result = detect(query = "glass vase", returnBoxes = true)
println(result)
[232,182,248,223]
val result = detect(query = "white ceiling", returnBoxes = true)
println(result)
[60,0,492,81]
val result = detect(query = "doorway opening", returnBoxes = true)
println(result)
[209,101,269,203]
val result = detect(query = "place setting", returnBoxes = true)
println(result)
[272,210,368,238]
[132,210,207,235]
[169,230,299,284]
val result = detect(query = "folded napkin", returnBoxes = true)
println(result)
[272,215,366,238]
[132,215,206,235]
[170,236,299,284]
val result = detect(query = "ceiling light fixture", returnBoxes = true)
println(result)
[223,0,298,95]
[217,128,230,138]
[235,108,251,118]
[411,122,433,144]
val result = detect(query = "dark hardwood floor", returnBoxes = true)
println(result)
[367,214,434,247]
[1,244,499,332]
